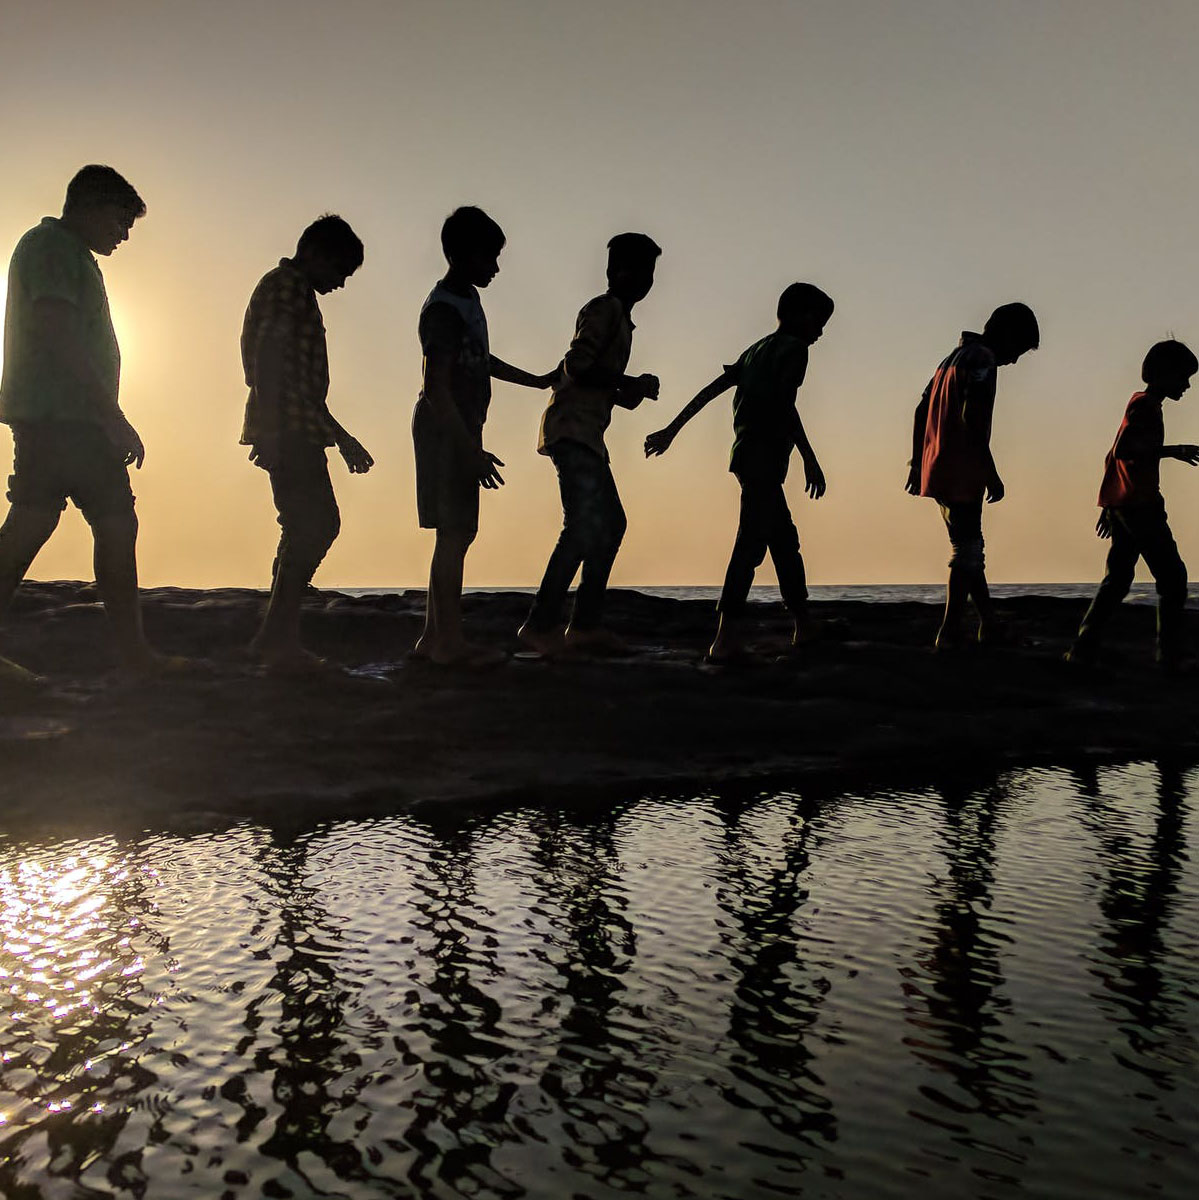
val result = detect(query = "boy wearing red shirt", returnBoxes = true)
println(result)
[1067,340,1199,669]
[905,303,1040,649]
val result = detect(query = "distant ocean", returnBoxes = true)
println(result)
[344,583,1178,606]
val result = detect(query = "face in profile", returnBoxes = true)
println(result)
[458,247,500,289]
[82,203,135,256]
[610,260,656,303]
[1162,372,1193,401]
[310,252,358,294]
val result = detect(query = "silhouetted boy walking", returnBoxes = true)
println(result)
[0,165,168,678]
[645,283,833,662]
[412,207,553,667]
[1067,340,1199,669]
[905,303,1039,650]
[241,215,373,670]
[519,233,661,656]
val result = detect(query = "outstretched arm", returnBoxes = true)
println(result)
[644,369,734,456]
[490,355,556,389]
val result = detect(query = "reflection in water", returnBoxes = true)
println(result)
[902,774,1038,1166]
[711,794,835,1157]
[0,764,1196,1198]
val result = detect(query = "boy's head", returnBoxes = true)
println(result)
[1142,339,1197,400]
[606,232,661,304]
[778,282,834,345]
[62,165,146,256]
[982,302,1040,365]
[441,206,505,288]
[296,215,364,293]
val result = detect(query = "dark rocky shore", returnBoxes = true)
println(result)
[0,582,1194,835]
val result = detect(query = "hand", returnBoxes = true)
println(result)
[803,454,826,499]
[644,428,675,457]
[985,472,1005,503]
[636,373,660,400]
[248,433,281,472]
[338,434,374,474]
[476,448,505,489]
[107,417,145,469]
[904,465,921,495]
[1173,444,1199,465]
[1096,509,1112,540]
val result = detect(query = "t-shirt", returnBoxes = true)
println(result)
[724,331,809,477]
[1097,391,1163,508]
[0,217,120,425]
[414,280,491,437]
[538,293,634,461]
[240,258,336,447]
[918,332,998,504]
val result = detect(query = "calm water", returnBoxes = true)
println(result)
[1,763,1197,1198]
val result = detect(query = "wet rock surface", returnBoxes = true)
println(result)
[1,581,1193,834]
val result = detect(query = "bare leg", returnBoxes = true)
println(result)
[709,612,748,661]
[418,529,504,666]
[91,511,162,671]
[936,564,971,649]
[0,505,61,620]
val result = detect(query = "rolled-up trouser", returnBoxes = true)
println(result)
[1075,498,1187,662]
[939,500,985,572]
[526,439,627,632]
[266,440,341,586]
[717,473,808,616]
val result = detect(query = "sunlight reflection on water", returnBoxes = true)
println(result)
[1,763,1197,1198]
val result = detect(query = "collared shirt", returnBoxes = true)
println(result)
[918,331,998,504]
[538,292,634,460]
[724,331,809,477]
[240,258,335,446]
[0,217,120,425]
[1098,391,1164,507]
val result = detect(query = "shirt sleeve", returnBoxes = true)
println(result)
[562,296,620,383]
[418,302,465,357]
[722,348,748,384]
[18,233,83,307]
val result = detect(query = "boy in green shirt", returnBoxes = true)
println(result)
[646,283,833,662]
[0,165,165,678]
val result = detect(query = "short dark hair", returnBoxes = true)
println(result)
[607,232,662,273]
[296,214,364,270]
[441,206,505,264]
[1142,339,1198,386]
[778,282,834,324]
[983,302,1040,351]
[63,165,145,220]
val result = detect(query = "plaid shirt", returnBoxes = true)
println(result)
[240,258,336,446]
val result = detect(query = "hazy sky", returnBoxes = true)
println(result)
[3,0,1198,587]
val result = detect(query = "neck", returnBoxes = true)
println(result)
[1143,386,1166,402]
[59,211,91,244]
[443,267,474,292]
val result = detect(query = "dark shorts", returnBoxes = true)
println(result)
[6,420,135,523]
[938,499,985,571]
[412,399,480,535]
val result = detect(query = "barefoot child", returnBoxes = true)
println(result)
[518,233,661,656]
[412,207,553,666]
[645,282,833,662]
[241,215,374,670]
[1066,340,1199,669]
[905,303,1040,650]
[0,165,170,678]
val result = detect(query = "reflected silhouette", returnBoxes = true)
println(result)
[901,775,1037,1151]
[710,793,836,1157]
[524,805,663,1190]
[1071,760,1192,1089]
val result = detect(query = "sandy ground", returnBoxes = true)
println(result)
[0,582,1194,836]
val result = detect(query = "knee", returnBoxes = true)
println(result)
[89,508,139,544]
[1158,560,1187,600]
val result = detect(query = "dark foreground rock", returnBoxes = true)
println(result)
[1,582,1194,835]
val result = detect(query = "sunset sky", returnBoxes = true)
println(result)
[3,0,1198,588]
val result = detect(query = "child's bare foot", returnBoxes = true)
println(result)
[707,628,752,665]
[564,627,631,656]
[251,641,332,675]
[517,623,567,657]
[933,624,969,653]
